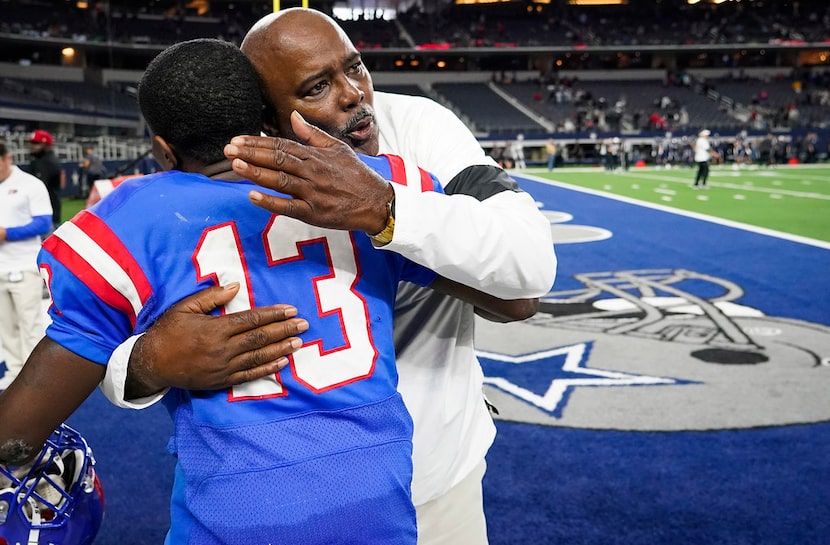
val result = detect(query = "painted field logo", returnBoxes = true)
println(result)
[476,268,830,431]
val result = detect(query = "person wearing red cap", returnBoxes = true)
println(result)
[28,129,62,228]
[29,129,53,147]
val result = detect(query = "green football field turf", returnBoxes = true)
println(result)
[526,164,830,243]
[61,198,87,222]
[61,163,830,243]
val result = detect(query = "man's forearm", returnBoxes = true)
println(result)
[100,333,168,408]
[124,333,167,400]
[385,186,556,299]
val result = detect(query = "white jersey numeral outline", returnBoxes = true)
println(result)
[193,216,378,402]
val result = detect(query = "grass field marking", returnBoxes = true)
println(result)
[522,173,830,251]
[709,182,830,200]
[617,171,830,200]
[748,171,830,184]
[522,163,830,174]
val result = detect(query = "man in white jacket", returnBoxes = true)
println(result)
[101,9,556,544]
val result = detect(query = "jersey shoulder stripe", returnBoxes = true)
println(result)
[41,232,140,326]
[367,154,443,192]
[41,209,151,327]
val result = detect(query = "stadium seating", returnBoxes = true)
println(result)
[432,82,547,134]
[0,78,137,119]
[373,84,429,98]
[1,0,827,162]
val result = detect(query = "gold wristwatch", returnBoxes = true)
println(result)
[370,195,396,245]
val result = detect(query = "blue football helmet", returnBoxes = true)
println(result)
[0,424,105,545]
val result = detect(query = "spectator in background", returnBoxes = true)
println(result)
[489,141,508,168]
[773,136,788,165]
[27,130,62,229]
[607,137,621,171]
[678,106,689,130]
[803,132,819,163]
[0,140,53,390]
[621,138,632,171]
[78,145,105,198]
[546,138,558,171]
[758,132,774,167]
[786,103,800,128]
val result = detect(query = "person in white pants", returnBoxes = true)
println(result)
[0,140,52,390]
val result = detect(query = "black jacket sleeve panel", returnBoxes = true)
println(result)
[443,164,521,201]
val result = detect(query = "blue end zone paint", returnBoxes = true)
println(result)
[60,176,829,544]
[517,176,830,325]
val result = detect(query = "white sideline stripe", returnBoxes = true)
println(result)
[54,222,145,316]
[521,173,830,251]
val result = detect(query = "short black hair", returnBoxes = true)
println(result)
[138,38,263,165]
[0,141,7,157]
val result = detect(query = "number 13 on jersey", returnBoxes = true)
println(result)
[193,215,379,401]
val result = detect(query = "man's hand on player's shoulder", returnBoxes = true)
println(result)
[124,283,308,400]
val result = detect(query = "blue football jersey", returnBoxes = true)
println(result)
[39,153,441,545]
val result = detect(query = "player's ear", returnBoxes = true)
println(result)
[152,135,179,171]
[261,120,277,137]
[261,105,281,137]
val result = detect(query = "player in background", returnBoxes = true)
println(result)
[101,9,556,544]
[694,129,718,189]
[0,39,535,544]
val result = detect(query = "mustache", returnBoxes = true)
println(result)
[338,107,375,138]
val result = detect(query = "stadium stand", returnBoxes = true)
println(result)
[1,0,828,169]
[498,78,741,134]
[0,78,138,118]
[373,84,430,98]
[432,82,548,134]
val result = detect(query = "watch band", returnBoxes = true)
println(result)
[370,195,395,245]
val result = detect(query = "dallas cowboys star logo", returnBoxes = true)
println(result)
[477,342,689,418]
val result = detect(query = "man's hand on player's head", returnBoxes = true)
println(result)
[124,283,309,400]
[224,111,392,235]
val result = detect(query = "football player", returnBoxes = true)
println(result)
[0,38,534,544]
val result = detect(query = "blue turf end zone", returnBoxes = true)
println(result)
[65,177,830,544]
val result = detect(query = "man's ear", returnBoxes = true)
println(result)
[151,135,178,171]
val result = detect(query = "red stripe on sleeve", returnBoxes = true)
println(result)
[41,235,139,327]
[71,210,153,305]
[418,167,436,193]
[382,154,409,188]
